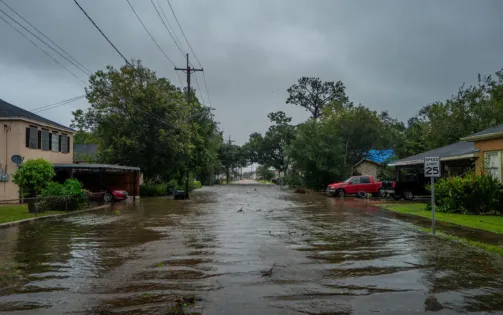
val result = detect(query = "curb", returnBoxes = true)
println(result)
[0,204,111,229]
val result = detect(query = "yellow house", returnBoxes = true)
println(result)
[461,124,503,181]
[0,98,74,201]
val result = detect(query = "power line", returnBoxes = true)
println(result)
[0,0,92,75]
[0,7,90,77]
[126,0,175,67]
[166,0,212,106]
[33,95,86,113]
[73,0,132,67]
[0,14,86,84]
[126,0,183,86]
[166,0,202,67]
[31,95,86,113]
[193,72,206,105]
[151,0,185,57]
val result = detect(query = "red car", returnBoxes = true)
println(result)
[104,189,129,202]
[327,175,384,197]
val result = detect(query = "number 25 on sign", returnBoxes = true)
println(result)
[424,157,441,178]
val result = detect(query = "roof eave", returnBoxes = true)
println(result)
[388,152,479,167]
[461,132,503,142]
[0,117,75,133]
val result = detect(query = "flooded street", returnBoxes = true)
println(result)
[1,185,503,314]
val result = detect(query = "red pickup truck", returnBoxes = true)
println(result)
[326,175,392,197]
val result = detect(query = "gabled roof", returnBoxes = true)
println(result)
[388,141,478,167]
[353,158,382,168]
[461,123,503,141]
[0,98,74,132]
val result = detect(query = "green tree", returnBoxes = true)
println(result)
[401,68,503,156]
[256,165,275,181]
[243,111,296,175]
[75,60,222,183]
[12,159,55,197]
[287,77,351,119]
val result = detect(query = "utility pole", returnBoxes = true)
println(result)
[175,53,203,199]
[227,135,234,184]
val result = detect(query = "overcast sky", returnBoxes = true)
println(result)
[1,0,503,144]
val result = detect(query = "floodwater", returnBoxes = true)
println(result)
[0,185,503,314]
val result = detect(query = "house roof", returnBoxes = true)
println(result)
[352,158,382,168]
[388,141,478,167]
[0,98,74,132]
[461,123,503,141]
[74,144,98,160]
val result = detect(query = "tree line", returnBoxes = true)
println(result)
[74,61,503,189]
[240,68,503,189]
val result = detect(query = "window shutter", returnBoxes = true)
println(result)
[37,130,41,149]
[25,127,30,147]
[67,136,70,153]
[59,135,62,152]
[49,133,52,151]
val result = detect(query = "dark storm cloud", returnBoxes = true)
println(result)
[1,0,503,144]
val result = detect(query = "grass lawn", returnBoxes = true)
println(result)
[381,203,503,234]
[0,205,65,224]
[258,180,274,184]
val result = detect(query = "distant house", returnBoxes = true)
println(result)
[74,144,98,163]
[352,149,393,180]
[389,123,503,182]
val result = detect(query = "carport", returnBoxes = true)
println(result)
[53,163,141,199]
[388,141,479,180]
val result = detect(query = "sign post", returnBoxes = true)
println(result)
[424,157,441,234]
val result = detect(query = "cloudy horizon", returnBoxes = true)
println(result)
[1,0,503,144]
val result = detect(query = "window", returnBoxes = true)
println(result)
[61,134,68,153]
[29,126,38,149]
[351,177,361,184]
[51,132,59,152]
[360,176,371,184]
[41,130,50,151]
[485,151,502,181]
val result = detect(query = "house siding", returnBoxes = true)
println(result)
[1,120,73,201]
[354,161,380,180]
[474,138,503,175]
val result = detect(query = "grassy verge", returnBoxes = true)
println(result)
[417,226,503,256]
[258,180,274,184]
[381,203,503,234]
[0,205,65,224]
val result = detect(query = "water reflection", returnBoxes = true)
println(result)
[0,187,501,314]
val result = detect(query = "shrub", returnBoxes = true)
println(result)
[191,180,202,190]
[140,182,168,196]
[39,179,87,211]
[12,158,55,197]
[435,173,502,214]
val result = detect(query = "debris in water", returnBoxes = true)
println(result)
[424,296,443,312]
[268,209,273,213]
[237,207,243,213]
[261,263,277,277]
[256,209,262,211]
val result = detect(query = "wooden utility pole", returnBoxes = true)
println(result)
[175,53,203,199]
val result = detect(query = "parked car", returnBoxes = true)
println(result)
[104,188,129,202]
[327,175,392,197]
[392,173,429,200]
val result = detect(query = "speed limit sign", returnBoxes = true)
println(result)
[424,157,441,178]
[424,156,440,235]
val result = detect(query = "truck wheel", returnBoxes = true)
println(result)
[104,192,113,203]
[403,190,414,200]
[336,189,345,197]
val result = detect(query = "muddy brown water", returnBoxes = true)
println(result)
[0,185,503,314]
